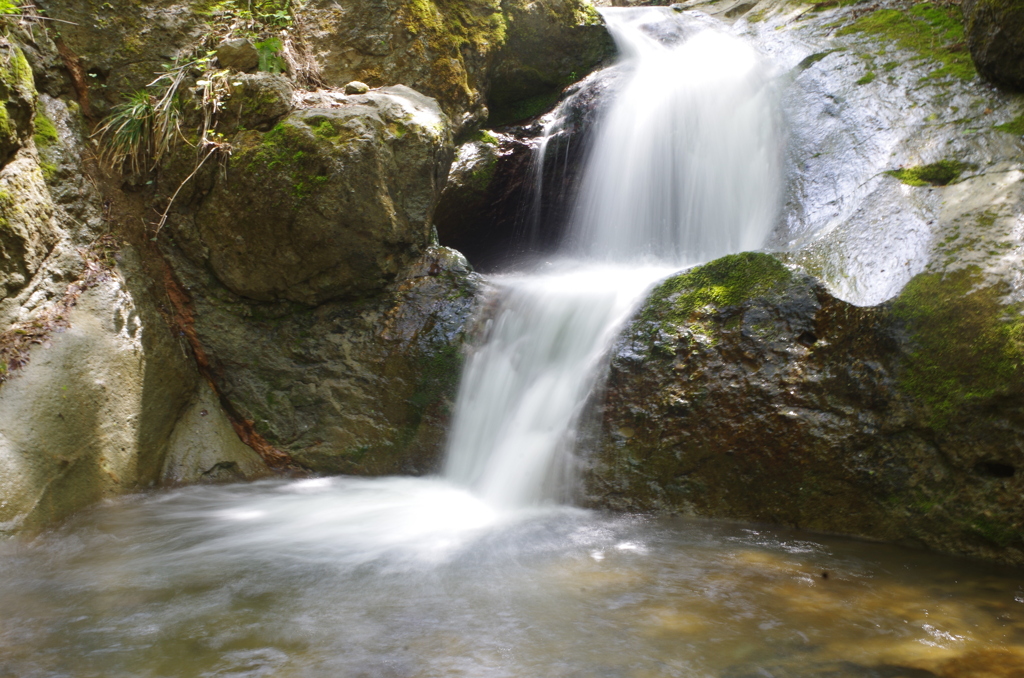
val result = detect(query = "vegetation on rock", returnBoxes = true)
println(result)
[885,160,970,186]
[837,3,976,81]
[892,267,1024,427]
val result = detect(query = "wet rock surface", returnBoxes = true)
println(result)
[583,253,1024,566]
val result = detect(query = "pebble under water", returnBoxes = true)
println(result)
[1,477,1023,678]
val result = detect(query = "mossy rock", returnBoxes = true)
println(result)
[181,85,453,305]
[836,3,976,81]
[885,160,971,187]
[584,252,1024,566]
[487,0,616,125]
[0,42,36,163]
[962,0,1024,90]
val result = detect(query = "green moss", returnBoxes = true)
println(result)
[892,267,1024,427]
[795,50,839,71]
[994,113,1024,136]
[642,253,795,327]
[32,105,58,148]
[837,4,975,81]
[240,122,330,201]
[474,129,499,145]
[855,71,876,85]
[39,161,57,181]
[405,0,507,106]
[885,160,970,186]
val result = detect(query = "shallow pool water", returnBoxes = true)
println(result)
[1,477,1022,678]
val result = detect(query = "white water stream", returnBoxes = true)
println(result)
[444,8,782,510]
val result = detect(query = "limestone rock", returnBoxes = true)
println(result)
[962,0,1024,90]
[216,37,260,73]
[0,152,58,302]
[162,381,270,484]
[345,80,370,94]
[0,274,208,533]
[184,85,454,305]
[583,253,1024,567]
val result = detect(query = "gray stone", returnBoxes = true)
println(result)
[344,80,370,94]
[219,71,294,133]
[162,381,271,485]
[184,85,454,305]
[217,38,261,73]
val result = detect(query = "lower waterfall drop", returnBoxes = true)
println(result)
[442,7,784,509]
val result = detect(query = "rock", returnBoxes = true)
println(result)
[218,72,294,133]
[345,80,370,94]
[487,0,617,125]
[35,0,210,116]
[0,152,58,303]
[175,85,454,306]
[0,40,272,535]
[296,0,614,126]
[583,253,1024,567]
[962,0,1024,90]
[0,269,245,533]
[216,37,260,73]
[0,42,36,163]
[162,382,271,485]
[160,241,482,476]
[433,130,534,268]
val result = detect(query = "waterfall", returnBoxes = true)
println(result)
[443,8,784,509]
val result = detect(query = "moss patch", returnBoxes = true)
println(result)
[642,253,795,326]
[885,160,969,186]
[892,267,1024,427]
[994,113,1024,136]
[239,122,330,200]
[32,105,58,148]
[837,3,975,81]
[855,71,876,85]
[404,0,508,107]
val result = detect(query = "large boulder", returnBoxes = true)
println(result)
[173,85,453,305]
[962,0,1024,90]
[583,253,1024,567]
[161,240,482,475]
[0,57,272,534]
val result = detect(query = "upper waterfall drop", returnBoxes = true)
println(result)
[443,8,785,511]
[569,9,784,265]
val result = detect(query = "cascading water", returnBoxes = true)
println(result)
[443,7,783,509]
